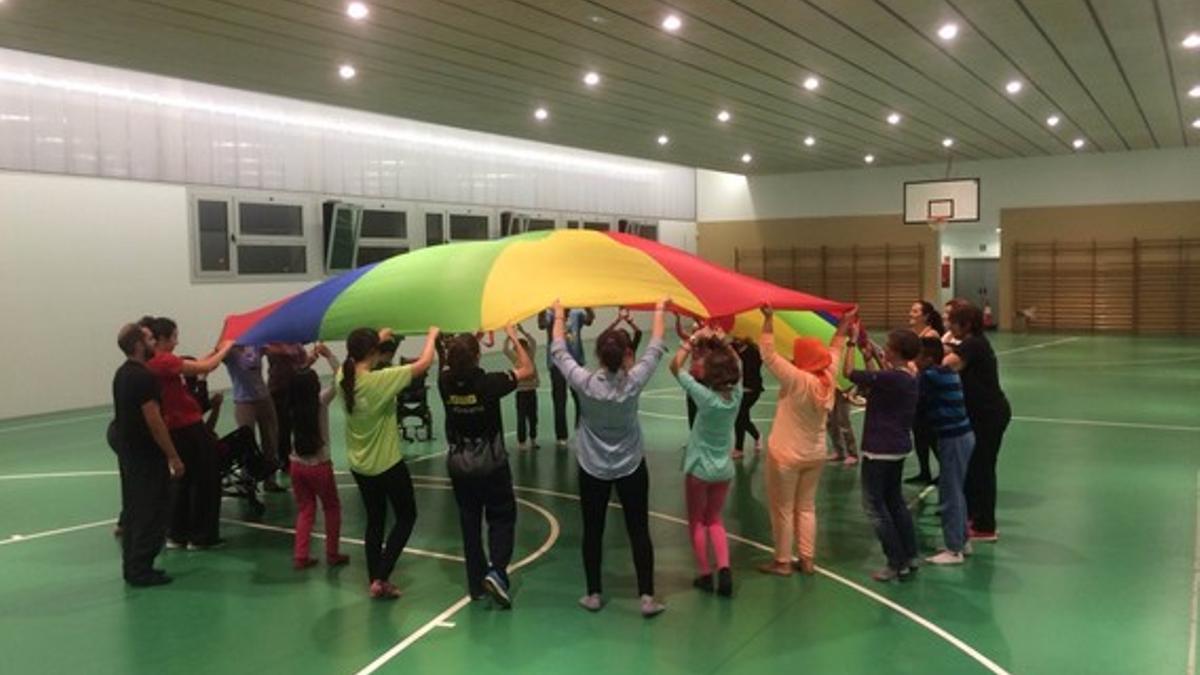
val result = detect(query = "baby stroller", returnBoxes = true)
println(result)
[216,426,271,519]
[396,365,433,443]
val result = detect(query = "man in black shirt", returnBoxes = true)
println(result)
[112,323,185,586]
[439,326,534,608]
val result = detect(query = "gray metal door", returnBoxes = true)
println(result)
[954,258,1000,321]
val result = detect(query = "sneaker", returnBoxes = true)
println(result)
[716,567,733,597]
[578,593,603,612]
[369,580,386,599]
[757,560,793,577]
[968,528,999,542]
[871,567,903,582]
[555,440,568,450]
[963,542,974,556]
[482,570,512,609]
[530,440,540,450]
[925,550,965,565]
[692,573,714,593]
[640,595,666,618]
[753,439,762,453]
[843,454,859,466]
[126,573,173,587]
[791,557,816,575]
[908,557,921,570]
[327,553,351,567]
[731,449,744,460]
[188,539,226,551]
[165,538,186,550]
[294,557,318,570]
[516,442,529,451]
[113,526,123,538]
[370,580,401,600]
[826,453,844,462]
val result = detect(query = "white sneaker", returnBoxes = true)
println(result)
[963,542,974,556]
[578,593,603,612]
[516,442,529,451]
[640,594,666,618]
[925,550,965,565]
[555,440,568,450]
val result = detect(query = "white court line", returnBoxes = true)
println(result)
[354,495,561,675]
[0,518,116,546]
[993,336,1079,356]
[0,412,110,434]
[1189,470,1200,675]
[1012,416,1200,434]
[1185,468,1195,672]
[0,469,118,481]
[411,474,1012,675]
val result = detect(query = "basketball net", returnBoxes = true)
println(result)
[927,216,948,233]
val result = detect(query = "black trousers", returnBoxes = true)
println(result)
[451,463,517,595]
[965,402,1012,533]
[352,461,417,583]
[168,423,221,545]
[912,422,939,479]
[735,389,762,450]
[271,386,292,469]
[579,461,654,596]
[515,390,538,444]
[118,449,171,580]
[550,366,580,442]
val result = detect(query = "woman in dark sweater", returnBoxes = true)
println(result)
[731,337,763,459]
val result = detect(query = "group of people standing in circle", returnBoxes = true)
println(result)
[110,294,1008,610]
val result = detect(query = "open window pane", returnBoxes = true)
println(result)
[236,245,307,274]
[425,213,445,246]
[356,246,409,266]
[197,200,230,271]
[326,204,360,272]
[449,214,489,240]
[361,210,407,238]
[239,202,304,237]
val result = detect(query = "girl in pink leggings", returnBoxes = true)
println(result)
[669,327,743,597]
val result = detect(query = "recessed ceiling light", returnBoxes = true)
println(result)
[583,71,601,87]
[1183,33,1200,49]
[1005,80,1023,94]
[1072,138,1085,149]
[534,107,549,121]
[1193,118,1200,129]
[1189,85,1200,99]
[886,112,902,125]
[588,15,607,24]
[864,154,875,164]
[662,14,682,32]
[938,23,959,41]
[346,2,369,21]
[657,134,670,146]
[1046,114,1061,127]
[717,109,731,123]
[942,137,955,148]
[996,227,1002,233]
[338,64,357,80]
[803,135,815,147]
[803,76,820,91]
[741,153,753,164]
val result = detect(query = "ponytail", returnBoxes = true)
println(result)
[341,357,357,414]
[342,327,382,415]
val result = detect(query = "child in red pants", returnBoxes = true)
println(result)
[289,345,348,570]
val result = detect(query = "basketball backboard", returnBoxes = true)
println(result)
[903,178,980,224]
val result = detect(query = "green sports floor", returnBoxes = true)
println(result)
[1,333,1198,675]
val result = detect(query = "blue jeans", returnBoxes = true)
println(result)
[861,457,917,570]
[936,432,975,553]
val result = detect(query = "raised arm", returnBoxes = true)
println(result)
[504,325,535,381]
[650,299,667,343]
[669,337,692,377]
[407,326,442,377]
[182,340,235,376]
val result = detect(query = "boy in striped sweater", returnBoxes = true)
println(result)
[916,337,976,565]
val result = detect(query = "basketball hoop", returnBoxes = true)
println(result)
[927,216,948,233]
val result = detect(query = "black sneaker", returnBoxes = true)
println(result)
[716,568,733,597]
[482,570,511,609]
[692,574,714,593]
[126,573,173,587]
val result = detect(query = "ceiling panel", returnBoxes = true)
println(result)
[0,0,1194,174]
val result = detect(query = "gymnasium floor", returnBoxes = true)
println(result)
[1,333,1197,675]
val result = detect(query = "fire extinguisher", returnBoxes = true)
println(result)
[940,256,951,289]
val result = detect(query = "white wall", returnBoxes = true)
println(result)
[0,172,320,419]
[697,147,1200,304]
[697,147,1200,225]
[0,48,695,220]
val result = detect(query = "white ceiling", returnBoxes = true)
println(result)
[0,0,1198,174]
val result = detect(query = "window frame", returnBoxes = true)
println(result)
[189,189,318,283]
